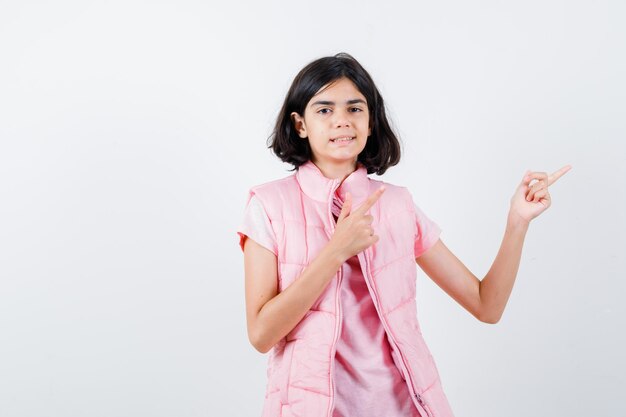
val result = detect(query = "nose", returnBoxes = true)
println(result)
[333,109,352,128]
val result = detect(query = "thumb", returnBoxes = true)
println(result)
[337,192,352,222]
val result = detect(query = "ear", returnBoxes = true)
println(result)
[290,112,308,138]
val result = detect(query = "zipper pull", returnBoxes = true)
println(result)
[415,394,432,417]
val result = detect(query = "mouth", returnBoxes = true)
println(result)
[330,136,356,143]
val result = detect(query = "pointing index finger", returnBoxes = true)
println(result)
[354,186,386,215]
[548,164,572,186]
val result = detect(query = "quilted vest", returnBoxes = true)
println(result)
[247,160,454,417]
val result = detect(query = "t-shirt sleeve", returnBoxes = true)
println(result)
[236,194,278,256]
[414,202,442,258]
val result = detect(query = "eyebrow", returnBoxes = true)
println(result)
[310,99,367,106]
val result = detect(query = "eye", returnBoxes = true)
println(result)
[349,107,364,112]
[317,108,331,114]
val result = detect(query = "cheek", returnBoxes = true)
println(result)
[359,115,371,130]
[358,122,367,135]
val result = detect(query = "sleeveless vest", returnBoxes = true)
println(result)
[246,161,454,417]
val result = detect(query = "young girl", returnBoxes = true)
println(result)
[237,53,570,417]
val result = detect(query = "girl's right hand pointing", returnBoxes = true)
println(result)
[330,186,386,262]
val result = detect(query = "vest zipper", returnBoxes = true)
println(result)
[323,181,429,417]
[359,251,434,417]
[416,392,434,417]
[326,179,343,417]
[327,266,343,417]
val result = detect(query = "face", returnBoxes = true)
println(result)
[291,77,371,173]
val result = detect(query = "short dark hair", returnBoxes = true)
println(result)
[268,53,401,175]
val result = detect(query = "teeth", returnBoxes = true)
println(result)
[332,137,354,142]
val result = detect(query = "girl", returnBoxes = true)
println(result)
[237,53,570,417]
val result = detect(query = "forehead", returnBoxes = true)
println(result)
[309,77,366,103]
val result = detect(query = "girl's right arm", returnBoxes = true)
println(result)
[243,238,344,354]
[244,186,385,354]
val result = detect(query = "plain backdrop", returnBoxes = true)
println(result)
[1,1,625,416]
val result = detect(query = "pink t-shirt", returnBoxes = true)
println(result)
[238,183,441,417]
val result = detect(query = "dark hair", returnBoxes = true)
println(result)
[268,53,401,175]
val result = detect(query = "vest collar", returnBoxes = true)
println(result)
[296,160,370,207]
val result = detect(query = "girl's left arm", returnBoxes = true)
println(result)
[416,165,572,324]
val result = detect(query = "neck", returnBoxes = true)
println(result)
[311,158,358,182]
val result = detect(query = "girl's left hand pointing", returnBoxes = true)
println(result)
[509,165,572,225]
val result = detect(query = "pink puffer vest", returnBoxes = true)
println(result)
[245,161,454,417]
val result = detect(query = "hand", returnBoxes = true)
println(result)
[509,165,572,225]
[330,186,386,262]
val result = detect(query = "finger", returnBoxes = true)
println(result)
[522,170,543,186]
[547,164,572,186]
[354,185,386,215]
[337,192,352,222]
[526,171,549,185]
[529,177,547,190]
[527,179,547,195]
[535,190,551,206]
[526,174,549,196]
[532,188,549,203]
[525,177,545,200]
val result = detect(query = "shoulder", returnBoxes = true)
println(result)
[249,173,298,196]
[244,174,299,207]
[245,174,299,220]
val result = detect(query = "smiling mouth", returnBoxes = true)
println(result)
[330,136,355,143]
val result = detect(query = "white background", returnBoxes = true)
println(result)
[1,1,625,416]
